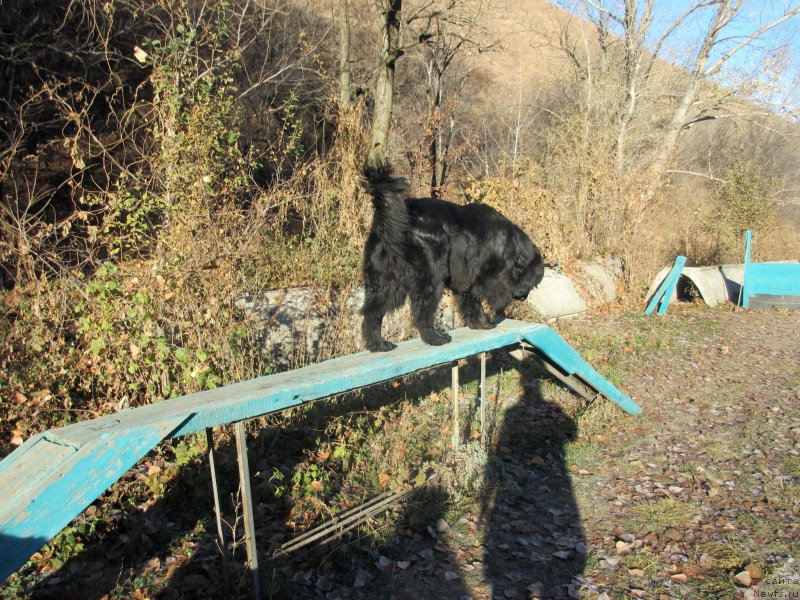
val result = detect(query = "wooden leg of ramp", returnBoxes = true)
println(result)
[235,421,261,600]
[451,363,460,449]
[480,352,487,446]
[205,428,226,554]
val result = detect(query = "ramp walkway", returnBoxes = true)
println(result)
[0,319,641,585]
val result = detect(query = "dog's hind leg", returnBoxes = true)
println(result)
[410,278,452,346]
[362,281,407,352]
[362,294,396,352]
[455,293,495,330]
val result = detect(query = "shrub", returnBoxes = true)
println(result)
[707,161,775,262]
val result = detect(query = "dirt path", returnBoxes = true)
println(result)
[558,307,800,599]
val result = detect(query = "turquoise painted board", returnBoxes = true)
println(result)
[743,264,800,298]
[742,230,800,308]
[0,320,640,581]
[742,230,753,307]
[645,256,687,315]
[0,419,187,583]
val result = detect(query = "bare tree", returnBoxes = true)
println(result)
[555,0,800,199]
[645,0,800,199]
[338,0,353,107]
[369,0,403,163]
[410,0,493,195]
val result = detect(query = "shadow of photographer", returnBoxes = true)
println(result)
[480,377,585,599]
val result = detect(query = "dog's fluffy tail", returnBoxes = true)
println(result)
[362,161,410,258]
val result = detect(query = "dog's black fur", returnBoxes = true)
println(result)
[361,162,545,352]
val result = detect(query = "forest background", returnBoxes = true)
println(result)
[1,0,799,455]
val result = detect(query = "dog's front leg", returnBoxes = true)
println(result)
[455,293,495,330]
[485,279,513,324]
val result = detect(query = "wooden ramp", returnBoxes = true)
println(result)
[0,319,641,582]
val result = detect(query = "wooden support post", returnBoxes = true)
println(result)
[741,229,752,307]
[234,421,261,600]
[480,352,487,447]
[644,256,686,315]
[452,363,459,449]
[205,428,226,554]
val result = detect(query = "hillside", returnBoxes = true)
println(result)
[418,0,800,229]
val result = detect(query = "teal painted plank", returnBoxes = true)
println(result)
[745,264,800,295]
[744,229,752,266]
[645,256,686,315]
[0,319,640,581]
[0,417,187,581]
[742,227,799,307]
[656,256,686,315]
[742,230,753,307]
[525,328,642,415]
[741,231,800,306]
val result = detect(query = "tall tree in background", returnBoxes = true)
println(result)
[645,0,800,200]
[338,0,353,107]
[369,0,403,163]
[556,0,800,199]
[412,0,492,195]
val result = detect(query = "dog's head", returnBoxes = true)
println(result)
[511,238,545,301]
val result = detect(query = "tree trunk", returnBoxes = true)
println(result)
[369,0,402,164]
[615,0,646,170]
[642,0,732,202]
[337,0,352,108]
[427,62,442,195]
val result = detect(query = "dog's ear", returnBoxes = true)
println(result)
[511,255,527,282]
[509,239,532,279]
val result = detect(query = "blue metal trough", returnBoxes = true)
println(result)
[0,319,640,582]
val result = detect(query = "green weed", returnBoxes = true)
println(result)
[625,498,696,535]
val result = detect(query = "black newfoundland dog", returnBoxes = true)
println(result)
[361,162,544,352]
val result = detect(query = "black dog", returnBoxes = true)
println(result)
[361,162,544,352]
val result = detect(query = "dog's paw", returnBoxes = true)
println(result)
[421,330,451,346]
[366,339,397,352]
[467,319,495,330]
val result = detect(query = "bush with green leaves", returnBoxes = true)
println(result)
[708,161,775,262]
